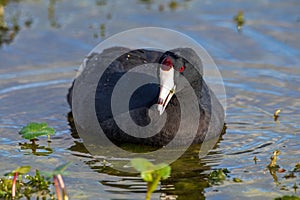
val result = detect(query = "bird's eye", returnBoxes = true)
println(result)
[179,65,185,73]
[161,57,173,71]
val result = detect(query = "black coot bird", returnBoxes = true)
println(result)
[68,47,224,146]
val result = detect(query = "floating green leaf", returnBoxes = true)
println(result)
[42,162,72,178]
[53,161,72,175]
[131,158,171,200]
[154,163,171,180]
[141,171,153,182]
[4,166,31,176]
[13,166,31,175]
[19,122,55,140]
[131,158,154,172]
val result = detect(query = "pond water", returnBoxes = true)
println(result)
[0,0,300,199]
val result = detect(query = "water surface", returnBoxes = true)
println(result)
[0,0,299,199]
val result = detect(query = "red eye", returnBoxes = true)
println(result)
[179,65,185,73]
[161,57,173,71]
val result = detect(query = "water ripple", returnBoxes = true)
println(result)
[0,79,70,95]
[0,66,76,80]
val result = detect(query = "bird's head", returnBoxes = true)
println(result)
[157,49,201,115]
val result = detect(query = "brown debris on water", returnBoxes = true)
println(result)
[268,150,280,168]
[273,109,281,121]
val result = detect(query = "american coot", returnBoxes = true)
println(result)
[68,47,225,147]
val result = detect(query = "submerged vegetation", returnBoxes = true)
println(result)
[1,166,53,199]
[0,163,71,199]
[42,162,72,200]
[208,168,243,184]
[3,166,31,199]
[208,168,230,185]
[0,123,70,199]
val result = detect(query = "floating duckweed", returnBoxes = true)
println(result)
[233,177,243,183]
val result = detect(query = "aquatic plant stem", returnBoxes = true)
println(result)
[12,172,18,198]
[0,5,4,28]
[146,175,161,200]
[53,175,62,200]
[31,139,36,146]
[57,174,68,200]
[146,188,151,200]
[268,150,280,168]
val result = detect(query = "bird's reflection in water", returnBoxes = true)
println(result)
[67,112,226,200]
